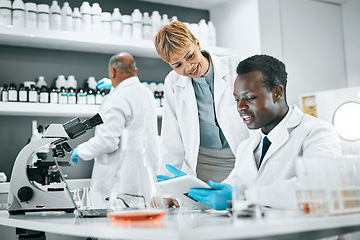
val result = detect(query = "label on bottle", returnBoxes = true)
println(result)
[39,92,49,103]
[68,93,76,104]
[95,94,102,105]
[143,24,152,40]
[8,90,18,101]
[38,12,50,30]
[50,92,58,103]
[59,93,67,104]
[77,94,86,105]
[112,20,122,36]
[0,8,12,26]
[28,90,38,102]
[19,90,27,102]
[81,14,91,31]
[132,22,142,39]
[26,11,37,28]
[1,91,8,102]
[87,95,95,105]
[12,9,25,27]
[50,13,61,30]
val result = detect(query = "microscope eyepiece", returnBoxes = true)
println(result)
[63,113,103,139]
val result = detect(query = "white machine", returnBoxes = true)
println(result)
[7,114,103,215]
[300,86,360,154]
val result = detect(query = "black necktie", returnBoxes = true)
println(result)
[259,136,271,168]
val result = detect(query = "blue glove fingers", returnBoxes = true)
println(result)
[156,175,172,182]
[70,148,79,165]
[207,180,226,190]
[96,78,112,90]
[165,164,187,177]
[188,189,213,208]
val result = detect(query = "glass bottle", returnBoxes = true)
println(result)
[73,188,84,209]
[82,187,91,209]
[8,83,18,102]
[76,87,87,105]
[95,88,102,105]
[49,86,58,104]
[1,84,8,102]
[28,84,38,103]
[68,87,76,104]
[18,83,28,102]
[39,86,49,103]
[87,88,95,105]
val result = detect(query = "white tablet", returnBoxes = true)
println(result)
[158,175,212,210]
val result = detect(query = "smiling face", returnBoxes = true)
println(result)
[167,41,210,78]
[234,70,285,134]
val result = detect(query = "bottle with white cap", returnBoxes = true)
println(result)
[55,75,67,89]
[0,0,12,26]
[131,9,142,40]
[61,2,72,31]
[111,8,121,37]
[50,0,61,31]
[171,16,178,22]
[37,4,49,30]
[67,75,77,89]
[91,3,101,33]
[87,76,97,90]
[72,7,81,32]
[80,1,91,32]
[122,15,132,39]
[101,12,111,35]
[161,14,169,27]
[151,11,161,37]
[143,12,152,40]
[36,76,47,88]
[12,0,25,27]
[198,19,209,48]
[208,21,217,47]
[24,2,37,29]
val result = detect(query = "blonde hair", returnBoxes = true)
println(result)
[153,21,196,62]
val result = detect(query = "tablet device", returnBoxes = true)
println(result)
[158,175,212,210]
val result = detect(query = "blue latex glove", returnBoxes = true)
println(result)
[96,78,112,90]
[156,164,187,182]
[71,148,79,165]
[188,181,232,211]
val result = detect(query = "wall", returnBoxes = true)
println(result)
[0,0,210,181]
[342,0,360,87]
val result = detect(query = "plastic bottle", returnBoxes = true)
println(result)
[49,86,58,103]
[39,86,49,103]
[208,21,217,47]
[161,14,169,27]
[101,12,111,35]
[72,7,81,32]
[87,76,97,89]
[12,0,25,27]
[37,4,49,30]
[91,3,101,33]
[28,85,38,102]
[36,76,47,88]
[68,87,76,104]
[55,75,67,89]
[95,89,102,105]
[122,15,132,39]
[18,83,27,102]
[50,0,61,31]
[189,23,200,40]
[142,12,152,40]
[58,87,67,104]
[67,75,77,89]
[86,88,95,105]
[61,2,72,31]
[1,84,8,102]
[151,11,161,37]
[77,88,87,105]
[171,16,178,22]
[24,2,36,29]
[80,1,91,32]
[8,83,17,102]
[0,0,11,26]
[111,8,121,37]
[131,9,142,40]
[198,19,209,48]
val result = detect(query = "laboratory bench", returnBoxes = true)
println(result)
[0,208,360,240]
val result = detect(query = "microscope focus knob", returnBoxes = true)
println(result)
[18,186,33,202]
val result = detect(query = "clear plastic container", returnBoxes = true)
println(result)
[61,2,72,31]
[111,8,121,37]
[0,0,11,26]
[24,2,37,29]
[37,4,49,30]
[12,0,25,27]
[50,0,61,31]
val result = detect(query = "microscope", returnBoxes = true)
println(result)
[7,114,103,215]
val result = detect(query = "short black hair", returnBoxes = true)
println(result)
[236,54,288,99]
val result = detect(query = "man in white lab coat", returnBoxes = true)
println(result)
[187,54,341,210]
[71,53,159,208]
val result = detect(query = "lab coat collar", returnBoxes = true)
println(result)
[113,76,140,90]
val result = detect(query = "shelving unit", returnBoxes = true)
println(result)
[0,102,163,118]
[0,26,235,57]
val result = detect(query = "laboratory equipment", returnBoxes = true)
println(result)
[50,0,61,31]
[111,8,122,36]
[24,2,37,29]
[7,113,103,215]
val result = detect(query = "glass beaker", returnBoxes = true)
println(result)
[107,128,165,222]
[82,187,91,209]
[73,188,84,209]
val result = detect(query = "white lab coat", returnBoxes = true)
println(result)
[224,105,342,209]
[160,52,249,176]
[77,76,159,208]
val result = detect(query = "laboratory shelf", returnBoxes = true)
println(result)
[0,26,234,57]
[0,102,163,118]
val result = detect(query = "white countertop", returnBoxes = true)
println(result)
[0,209,360,240]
